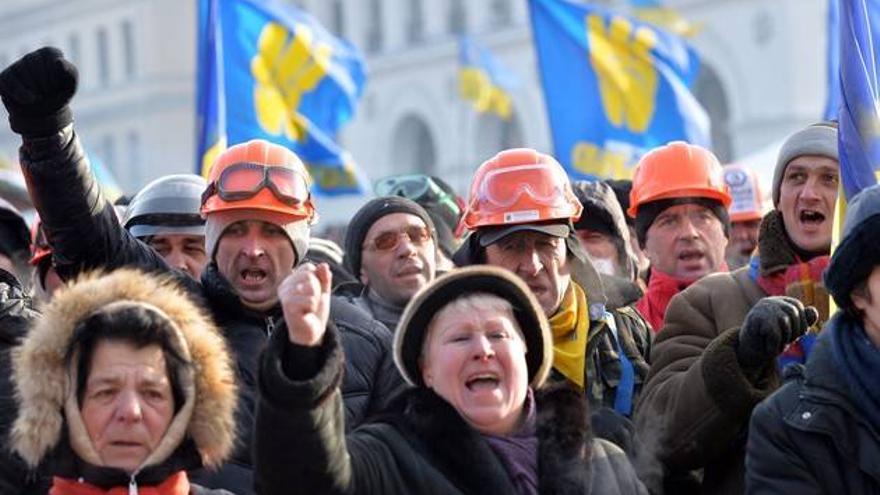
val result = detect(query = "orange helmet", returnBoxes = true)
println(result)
[460,148,582,230]
[628,141,731,218]
[29,217,51,266]
[201,139,316,222]
[723,164,766,222]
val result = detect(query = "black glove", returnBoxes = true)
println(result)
[0,47,78,136]
[737,296,819,369]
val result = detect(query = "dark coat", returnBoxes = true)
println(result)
[16,126,406,494]
[254,325,648,495]
[746,323,880,494]
[0,270,47,495]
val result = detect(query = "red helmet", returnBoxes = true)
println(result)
[29,217,51,266]
[201,139,316,222]
[628,141,731,218]
[460,148,582,230]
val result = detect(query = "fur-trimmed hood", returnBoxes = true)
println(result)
[11,268,237,472]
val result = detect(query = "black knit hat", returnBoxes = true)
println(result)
[394,265,553,388]
[606,179,634,226]
[344,196,436,277]
[634,197,730,249]
[825,184,880,312]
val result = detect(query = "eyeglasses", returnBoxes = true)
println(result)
[363,226,431,252]
[202,162,311,207]
[475,163,572,212]
[374,174,463,219]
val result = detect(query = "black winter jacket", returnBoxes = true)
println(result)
[16,126,406,493]
[0,270,47,495]
[254,325,648,495]
[746,325,880,494]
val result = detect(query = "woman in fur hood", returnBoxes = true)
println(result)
[254,263,647,494]
[10,268,238,494]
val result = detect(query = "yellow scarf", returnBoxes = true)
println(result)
[548,282,590,389]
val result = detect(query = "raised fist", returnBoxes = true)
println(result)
[278,262,332,347]
[0,47,79,136]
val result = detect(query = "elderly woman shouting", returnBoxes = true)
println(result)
[10,269,238,494]
[254,263,646,494]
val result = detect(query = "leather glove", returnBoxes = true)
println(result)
[0,47,78,136]
[737,296,819,369]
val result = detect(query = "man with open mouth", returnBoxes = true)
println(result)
[628,141,733,333]
[634,122,839,495]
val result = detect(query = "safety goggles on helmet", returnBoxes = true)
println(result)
[363,225,431,252]
[476,163,573,211]
[202,162,311,208]
[374,174,463,219]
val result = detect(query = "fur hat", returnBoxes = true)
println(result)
[11,269,237,470]
[394,265,554,388]
[772,122,839,206]
[344,196,436,278]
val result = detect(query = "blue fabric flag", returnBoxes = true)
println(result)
[528,0,709,180]
[195,0,367,195]
[836,0,880,200]
[458,36,519,120]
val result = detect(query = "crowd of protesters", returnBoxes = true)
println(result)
[0,46,876,495]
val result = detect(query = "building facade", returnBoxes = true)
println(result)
[0,0,832,225]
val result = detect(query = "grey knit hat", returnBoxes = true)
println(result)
[772,122,839,206]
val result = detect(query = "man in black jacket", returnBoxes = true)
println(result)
[746,183,880,494]
[0,47,405,495]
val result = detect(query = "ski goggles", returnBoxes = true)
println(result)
[363,225,431,252]
[374,174,463,218]
[202,162,311,207]
[475,163,573,211]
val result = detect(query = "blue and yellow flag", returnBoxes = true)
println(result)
[458,36,518,120]
[628,0,701,38]
[195,0,367,195]
[836,0,880,200]
[528,0,709,180]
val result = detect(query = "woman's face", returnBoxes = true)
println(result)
[419,300,529,436]
[80,340,174,473]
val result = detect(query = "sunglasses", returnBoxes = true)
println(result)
[202,162,311,207]
[363,225,431,252]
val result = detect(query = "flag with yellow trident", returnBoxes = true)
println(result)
[458,36,518,120]
[528,0,709,181]
[195,0,367,195]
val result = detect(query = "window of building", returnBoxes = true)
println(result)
[406,0,424,44]
[101,134,116,172]
[121,20,135,79]
[491,0,512,27]
[126,130,141,184]
[449,0,467,35]
[331,0,345,37]
[97,27,110,86]
[392,114,436,175]
[67,33,81,68]
[366,0,384,53]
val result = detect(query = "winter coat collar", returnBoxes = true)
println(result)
[11,269,237,475]
[50,470,191,495]
[385,382,594,494]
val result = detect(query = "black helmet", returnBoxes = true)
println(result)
[124,174,207,238]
